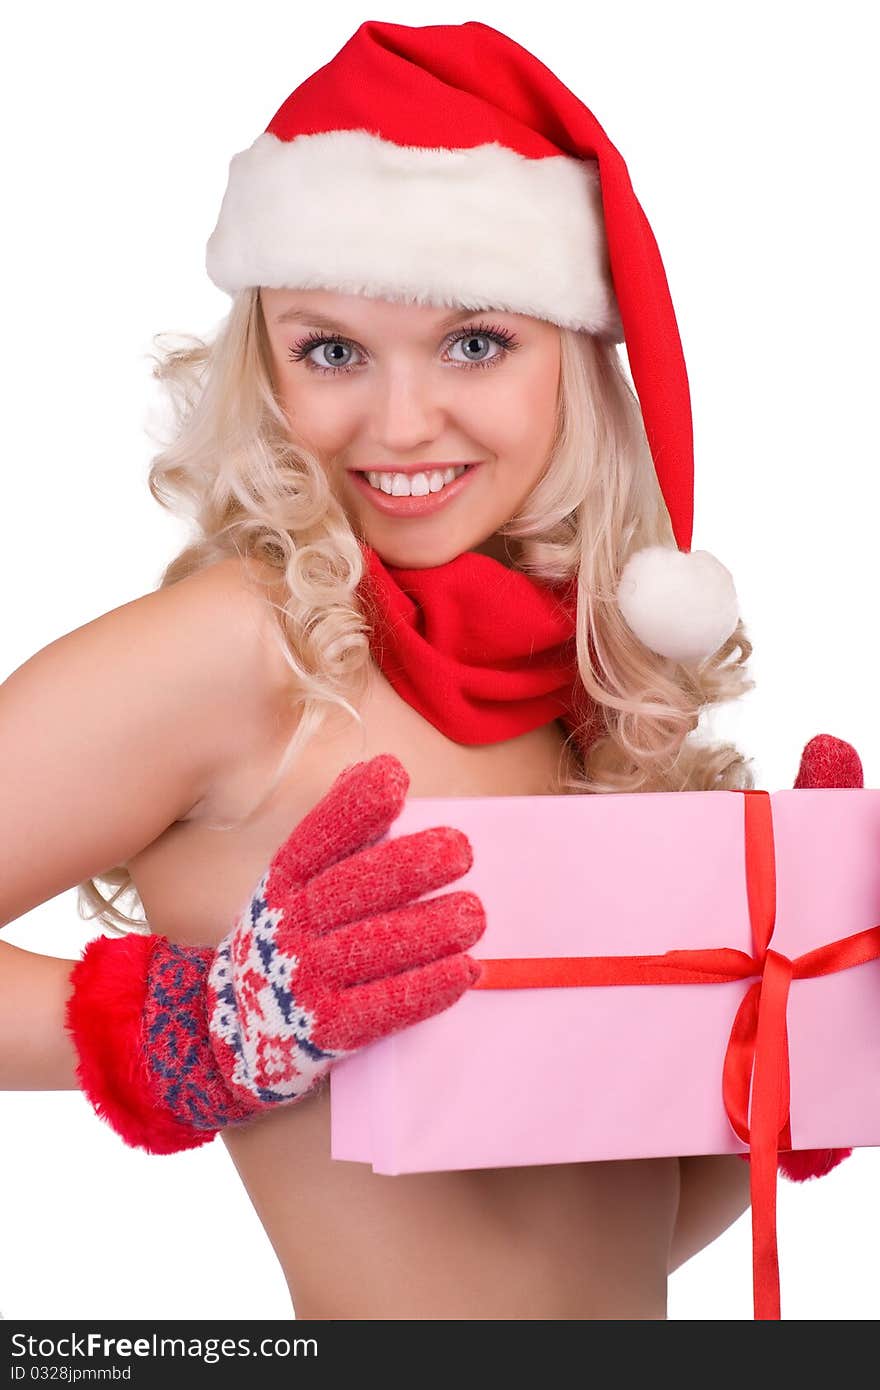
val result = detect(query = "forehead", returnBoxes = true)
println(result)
[260,287,543,335]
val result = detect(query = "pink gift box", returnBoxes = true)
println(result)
[330,787,880,1175]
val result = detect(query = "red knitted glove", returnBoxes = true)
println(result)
[66,753,486,1155]
[738,732,862,1182]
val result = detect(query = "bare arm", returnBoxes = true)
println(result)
[667,1154,752,1274]
[0,557,288,1090]
[0,940,81,1089]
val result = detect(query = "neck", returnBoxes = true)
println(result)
[470,532,519,570]
[356,537,583,747]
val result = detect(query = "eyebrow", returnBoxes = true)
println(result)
[272,304,492,334]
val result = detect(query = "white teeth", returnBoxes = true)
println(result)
[365,465,467,497]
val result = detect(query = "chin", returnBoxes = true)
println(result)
[377,545,467,570]
[360,529,474,570]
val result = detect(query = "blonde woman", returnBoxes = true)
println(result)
[0,19,857,1320]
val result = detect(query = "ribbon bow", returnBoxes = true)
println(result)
[471,789,880,1319]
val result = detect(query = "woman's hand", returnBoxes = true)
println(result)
[68,753,486,1153]
[793,732,863,792]
[205,752,485,1112]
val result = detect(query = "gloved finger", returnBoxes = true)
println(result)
[794,733,864,789]
[302,890,486,990]
[313,950,482,1052]
[266,752,410,895]
[275,824,474,943]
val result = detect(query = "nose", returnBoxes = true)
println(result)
[367,363,445,451]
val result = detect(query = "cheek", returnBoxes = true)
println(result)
[495,361,560,454]
[278,376,354,449]
[521,348,561,408]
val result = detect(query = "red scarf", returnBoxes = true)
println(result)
[356,540,595,748]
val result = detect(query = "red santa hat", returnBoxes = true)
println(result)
[205,19,740,666]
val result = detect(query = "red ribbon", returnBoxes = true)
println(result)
[470,789,880,1320]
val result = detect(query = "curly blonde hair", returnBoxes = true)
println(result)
[78,287,755,934]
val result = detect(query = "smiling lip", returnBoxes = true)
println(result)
[349,463,481,517]
[350,462,483,475]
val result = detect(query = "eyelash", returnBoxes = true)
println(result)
[286,321,520,376]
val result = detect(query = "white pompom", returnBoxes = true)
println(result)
[616,546,740,664]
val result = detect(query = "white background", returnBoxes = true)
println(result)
[1,0,877,1322]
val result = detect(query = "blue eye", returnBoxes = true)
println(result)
[291,337,361,373]
[286,322,520,376]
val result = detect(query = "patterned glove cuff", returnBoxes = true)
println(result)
[66,933,254,1156]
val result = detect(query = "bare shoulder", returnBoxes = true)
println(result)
[0,555,298,928]
[159,553,300,723]
[165,554,302,807]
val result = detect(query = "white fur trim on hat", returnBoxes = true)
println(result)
[616,546,740,665]
[205,129,623,338]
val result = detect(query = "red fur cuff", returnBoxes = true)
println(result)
[65,933,218,1156]
[737,1147,853,1180]
[776,1147,853,1181]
